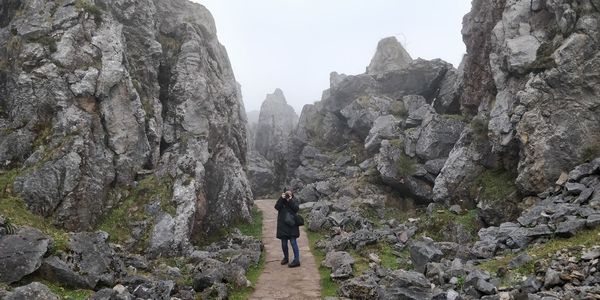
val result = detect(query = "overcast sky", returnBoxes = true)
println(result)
[195,0,472,114]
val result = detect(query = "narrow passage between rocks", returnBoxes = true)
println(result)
[250,199,321,300]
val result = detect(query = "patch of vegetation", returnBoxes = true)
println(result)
[96,175,174,251]
[237,206,263,238]
[581,142,600,163]
[396,153,416,177]
[306,230,339,297]
[390,100,408,118]
[36,36,57,53]
[75,0,103,25]
[32,119,54,150]
[420,209,480,242]
[479,226,600,286]
[443,114,470,123]
[43,281,94,300]
[476,168,517,202]
[0,58,8,72]
[470,117,489,142]
[6,35,22,55]
[0,170,70,252]
[158,34,183,54]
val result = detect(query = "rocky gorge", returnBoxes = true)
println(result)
[1,0,600,299]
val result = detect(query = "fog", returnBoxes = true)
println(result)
[195,0,472,114]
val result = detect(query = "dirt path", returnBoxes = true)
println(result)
[250,199,321,300]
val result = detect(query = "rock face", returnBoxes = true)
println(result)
[254,89,298,162]
[434,0,600,205]
[366,36,412,74]
[249,89,298,196]
[0,0,252,256]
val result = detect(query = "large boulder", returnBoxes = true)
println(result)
[0,227,51,283]
[322,251,355,280]
[377,269,434,300]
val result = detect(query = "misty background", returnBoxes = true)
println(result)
[196,0,472,114]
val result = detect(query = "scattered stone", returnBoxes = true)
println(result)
[544,268,563,288]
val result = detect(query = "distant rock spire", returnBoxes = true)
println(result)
[367,36,413,74]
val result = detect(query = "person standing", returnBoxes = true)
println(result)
[275,190,301,268]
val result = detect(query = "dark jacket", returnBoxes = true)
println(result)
[275,196,300,239]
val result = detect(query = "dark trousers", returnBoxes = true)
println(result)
[281,238,300,262]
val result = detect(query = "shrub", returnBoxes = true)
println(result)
[396,153,416,177]
[581,142,600,163]
[390,100,408,118]
[477,168,517,201]
[75,0,103,25]
[470,117,489,142]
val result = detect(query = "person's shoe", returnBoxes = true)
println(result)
[280,258,289,265]
[288,260,300,268]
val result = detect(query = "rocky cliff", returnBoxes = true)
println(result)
[0,0,252,257]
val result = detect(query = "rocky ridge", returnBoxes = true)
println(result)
[0,0,260,298]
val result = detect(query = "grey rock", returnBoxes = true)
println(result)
[520,276,542,294]
[568,158,600,181]
[555,219,587,237]
[38,256,93,289]
[4,282,59,300]
[582,248,600,261]
[424,159,447,176]
[410,237,443,273]
[587,214,600,228]
[0,227,50,283]
[322,251,355,279]
[415,114,466,161]
[366,36,412,74]
[377,269,433,300]
[364,115,403,154]
[247,152,276,198]
[508,253,533,270]
[339,273,379,299]
[566,182,587,195]
[254,88,298,162]
[544,268,563,288]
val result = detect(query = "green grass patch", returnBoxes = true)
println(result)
[396,153,416,177]
[306,230,338,297]
[96,175,173,251]
[470,117,489,142]
[43,281,94,300]
[237,207,263,238]
[477,168,517,202]
[420,209,479,242]
[158,34,183,54]
[351,242,400,275]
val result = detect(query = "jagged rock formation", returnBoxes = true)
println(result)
[254,88,298,161]
[287,39,460,202]
[246,110,259,152]
[366,36,412,74]
[0,0,252,257]
[248,89,298,196]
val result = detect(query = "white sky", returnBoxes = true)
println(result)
[194,0,472,113]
